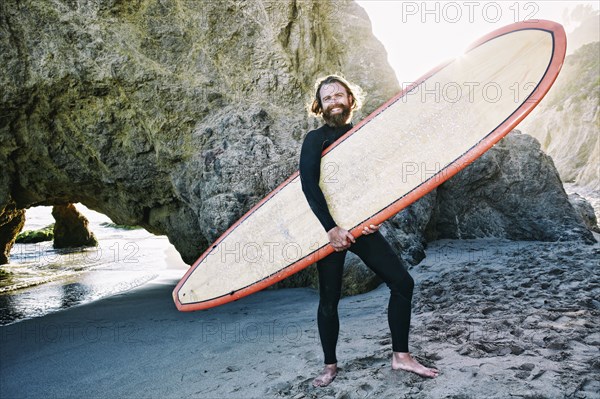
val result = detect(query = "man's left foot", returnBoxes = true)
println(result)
[312,363,338,387]
[392,352,439,378]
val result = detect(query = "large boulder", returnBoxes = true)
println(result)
[425,131,595,244]
[51,204,97,248]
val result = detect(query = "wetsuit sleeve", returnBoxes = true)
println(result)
[299,131,337,232]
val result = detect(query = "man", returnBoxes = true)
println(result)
[299,75,439,387]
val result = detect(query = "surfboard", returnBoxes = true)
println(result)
[173,20,566,311]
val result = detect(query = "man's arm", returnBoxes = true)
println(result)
[299,130,366,251]
[299,131,338,232]
[300,132,355,251]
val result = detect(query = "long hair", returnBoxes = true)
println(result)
[310,75,363,116]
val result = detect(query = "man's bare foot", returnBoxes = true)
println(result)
[312,363,338,387]
[392,352,439,378]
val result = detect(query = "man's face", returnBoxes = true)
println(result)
[319,82,353,127]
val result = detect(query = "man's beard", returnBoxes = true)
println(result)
[322,104,352,127]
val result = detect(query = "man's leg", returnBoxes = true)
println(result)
[350,231,438,378]
[350,231,413,351]
[313,250,346,387]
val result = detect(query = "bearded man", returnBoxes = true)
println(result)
[299,75,439,387]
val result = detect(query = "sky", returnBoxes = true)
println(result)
[356,0,600,83]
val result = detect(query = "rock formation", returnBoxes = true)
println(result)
[569,193,600,233]
[0,202,24,264]
[425,131,595,243]
[51,204,97,248]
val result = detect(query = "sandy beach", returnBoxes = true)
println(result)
[1,235,598,399]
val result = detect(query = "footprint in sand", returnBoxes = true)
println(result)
[511,363,535,378]
[531,369,546,380]
[578,378,600,395]
[266,370,281,378]
[267,381,293,396]
[543,336,569,350]
[302,351,318,362]
[358,383,374,395]
[514,370,530,379]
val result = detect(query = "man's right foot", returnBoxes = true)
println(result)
[392,352,439,378]
[312,364,338,387]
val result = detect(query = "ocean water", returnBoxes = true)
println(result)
[1,205,187,325]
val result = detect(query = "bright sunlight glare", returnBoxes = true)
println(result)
[356,1,600,83]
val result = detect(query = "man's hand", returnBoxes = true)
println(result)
[327,226,355,252]
[362,224,380,235]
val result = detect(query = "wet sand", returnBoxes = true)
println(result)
[1,236,598,399]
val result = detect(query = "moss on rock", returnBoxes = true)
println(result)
[15,224,55,244]
[0,268,11,281]
[100,222,142,230]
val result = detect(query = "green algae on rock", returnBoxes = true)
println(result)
[15,224,54,244]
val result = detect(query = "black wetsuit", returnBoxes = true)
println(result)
[299,123,415,365]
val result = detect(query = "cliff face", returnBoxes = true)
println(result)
[0,0,399,263]
[520,42,599,190]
